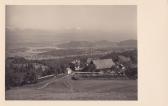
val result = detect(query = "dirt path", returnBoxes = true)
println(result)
[37,74,73,90]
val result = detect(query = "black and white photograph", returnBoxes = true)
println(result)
[5,5,137,100]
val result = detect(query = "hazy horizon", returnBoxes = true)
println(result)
[6,5,137,44]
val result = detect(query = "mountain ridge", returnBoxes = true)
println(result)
[57,39,137,48]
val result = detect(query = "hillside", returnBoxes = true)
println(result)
[57,40,137,48]
[6,79,137,100]
[118,40,137,47]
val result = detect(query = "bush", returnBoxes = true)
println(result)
[23,71,38,84]
[125,67,137,79]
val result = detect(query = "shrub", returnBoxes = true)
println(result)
[125,67,137,79]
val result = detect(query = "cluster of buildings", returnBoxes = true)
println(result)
[66,55,131,76]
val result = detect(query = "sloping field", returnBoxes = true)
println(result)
[5,76,137,100]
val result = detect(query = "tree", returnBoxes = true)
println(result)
[125,66,137,79]
[69,63,75,71]
[23,70,37,84]
[88,61,96,72]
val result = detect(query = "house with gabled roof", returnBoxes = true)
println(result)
[92,59,115,70]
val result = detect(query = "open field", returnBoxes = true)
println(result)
[6,77,137,100]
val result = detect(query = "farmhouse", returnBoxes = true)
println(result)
[86,59,115,73]
[93,59,115,70]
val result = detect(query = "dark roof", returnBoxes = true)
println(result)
[93,59,115,70]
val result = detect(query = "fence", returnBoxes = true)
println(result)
[72,72,128,80]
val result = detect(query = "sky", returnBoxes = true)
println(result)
[6,5,137,41]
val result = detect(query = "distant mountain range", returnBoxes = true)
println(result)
[57,40,137,48]
[6,28,137,48]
